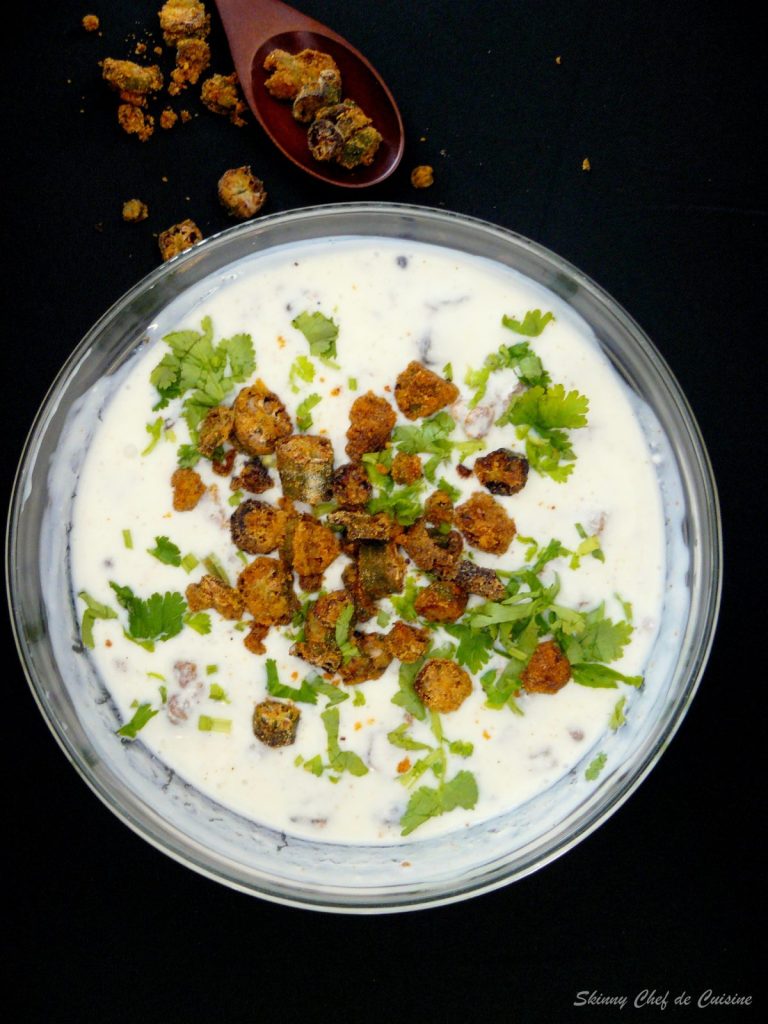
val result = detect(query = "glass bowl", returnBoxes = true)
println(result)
[6,203,721,912]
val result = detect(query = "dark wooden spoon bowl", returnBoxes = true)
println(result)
[214,0,405,187]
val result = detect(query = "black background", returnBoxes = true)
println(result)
[2,2,762,1021]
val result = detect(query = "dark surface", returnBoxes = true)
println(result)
[1,2,762,1021]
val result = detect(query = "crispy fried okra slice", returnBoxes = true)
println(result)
[385,621,431,663]
[292,68,342,123]
[338,631,393,684]
[399,518,463,577]
[307,118,343,162]
[253,699,300,747]
[171,467,205,510]
[394,360,459,420]
[424,489,454,526]
[117,104,155,142]
[185,574,244,619]
[290,590,347,672]
[102,58,163,96]
[159,0,211,45]
[201,73,247,125]
[309,101,382,169]
[414,659,472,713]
[237,557,297,627]
[230,500,289,555]
[521,640,571,694]
[341,562,377,622]
[275,434,334,505]
[198,405,234,457]
[290,516,341,591]
[454,492,516,554]
[345,391,396,461]
[233,380,292,456]
[263,48,339,101]
[326,510,394,541]
[218,166,267,220]
[391,452,423,485]
[231,457,273,494]
[158,219,203,260]
[331,461,372,508]
[413,580,468,623]
[473,448,529,496]
[453,560,505,600]
[169,37,211,94]
[358,540,406,600]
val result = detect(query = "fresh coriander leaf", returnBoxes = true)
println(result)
[292,310,339,364]
[219,333,256,381]
[391,658,428,720]
[301,754,325,777]
[389,576,419,622]
[142,417,164,456]
[501,309,555,337]
[206,664,218,675]
[265,658,318,704]
[448,739,474,758]
[566,611,633,664]
[176,443,201,469]
[321,707,368,777]
[387,723,433,752]
[116,703,158,740]
[585,752,607,781]
[147,535,182,566]
[499,383,589,431]
[296,393,321,431]
[367,481,425,525]
[352,690,365,707]
[183,611,212,635]
[609,696,627,730]
[400,785,443,836]
[437,477,461,502]
[78,591,118,649]
[440,770,478,812]
[289,354,316,392]
[109,583,186,647]
[571,663,643,688]
[442,621,495,673]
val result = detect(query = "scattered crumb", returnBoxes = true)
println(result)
[582,157,591,171]
[122,198,149,222]
[482,729,491,739]
[160,107,178,130]
[117,103,154,141]
[419,135,427,142]
[135,42,147,56]
[180,109,192,123]
[410,164,434,189]
[555,54,562,64]
[154,45,163,56]
[158,218,203,261]
[82,14,99,32]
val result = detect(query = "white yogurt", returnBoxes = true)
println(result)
[69,237,665,844]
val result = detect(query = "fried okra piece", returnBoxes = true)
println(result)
[212,448,236,476]
[117,104,155,141]
[171,467,205,510]
[122,198,148,222]
[237,557,297,627]
[326,510,394,541]
[290,516,340,591]
[185,574,244,619]
[159,0,210,45]
[292,68,342,123]
[233,380,292,456]
[414,659,472,713]
[244,622,269,655]
[230,500,289,555]
[454,492,516,554]
[231,457,273,494]
[198,405,234,457]
[290,590,348,672]
[102,58,163,97]
[217,166,267,220]
[345,391,396,461]
[473,448,529,496]
[414,580,468,623]
[331,462,372,509]
[309,101,382,169]
[385,621,430,663]
[158,218,203,260]
[391,452,423,485]
[341,562,377,622]
[169,37,211,94]
[358,540,406,600]
[399,518,463,577]
[201,73,247,126]
[253,699,300,747]
[82,14,99,31]
[338,631,392,685]
[263,48,339,101]
[424,489,454,526]
[394,360,459,420]
[453,560,505,601]
[410,165,434,189]
[521,640,571,694]
[275,435,334,505]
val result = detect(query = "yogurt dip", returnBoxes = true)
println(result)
[69,236,666,844]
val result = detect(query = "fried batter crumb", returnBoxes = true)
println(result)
[410,165,434,188]
[159,107,178,130]
[82,14,99,32]
[122,198,148,222]
[157,218,203,261]
[117,103,155,142]
[159,0,211,46]
[582,157,591,171]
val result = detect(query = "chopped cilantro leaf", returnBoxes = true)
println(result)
[209,682,230,703]
[367,481,425,525]
[501,309,555,337]
[78,591,118,649]
[571,663,643,688]
[322,707,368,777]
[108,582,186,650]
[391,657,428,720]
[296,392,321,431]
[142,417,164,456]
[116,703,158,740]
[183,611,212,635]
[400,770,478,836]
[265,658,318,704]
[292,311,339,365]
[147,535,182,567]
[305,675,349,706]
[442,621,495,673]
[497,384,589,482]
[352,689,366,707]
[437,477,462,502]
[387,723,432,752]
[609,696,627,730]
[289,354,316,393]
[176,444,201,469]
[585,752,607,781]
[561,606,633,664]
[334,602,360,664]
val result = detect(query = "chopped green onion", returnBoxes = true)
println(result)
[122,529,133,549]
[198,715,232,733]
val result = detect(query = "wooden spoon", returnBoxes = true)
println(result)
[213,0,405,187]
